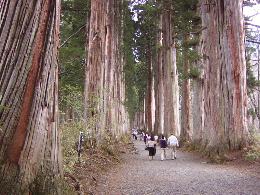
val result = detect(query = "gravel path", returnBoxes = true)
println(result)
[95,140,260,195]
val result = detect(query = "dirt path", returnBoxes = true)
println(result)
[95,140,260,195]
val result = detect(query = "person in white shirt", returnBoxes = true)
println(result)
[167,133,179,160]
[154,135,158,142]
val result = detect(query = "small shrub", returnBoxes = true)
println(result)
[61,179,77,195]
[245,133,260,161]
[62,122,84,173]
[119,134,131,144]
[189,66,201,79]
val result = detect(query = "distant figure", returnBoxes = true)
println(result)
[77,132,84,160]
[139,131,143,141]
[167,133,179,160]
[143,133,147,145]
[132,128,135,139]
[147,135,156,160]
[134,130,138,140]
[147,134,151,141]
[132,129,138,140]
[154,135,158,142]
[159,135,167,161]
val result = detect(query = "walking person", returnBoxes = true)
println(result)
[154,134,158,143]
[159,135,167,161]
[147,135,156,160]
[143,133,147,145]
[167,133,179,160]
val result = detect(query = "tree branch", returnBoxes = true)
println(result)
[245,22,260,29]
[60,24,86,48]
[246,39,260,44]
[190,26,207,34]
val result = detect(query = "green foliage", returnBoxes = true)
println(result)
[123,1,154,120]
[174,0,201,84]
[0,104,10,112]
[246,63,260,91]
[189,66,201,79]
[119,133,132,144]
[62,122,84,173]
[100,131,116,156]
[174,0,200,34]
[60,85,84,118]
[248,108,257,119]
[61,181,77,195]
[245,133,260,161]
[59,0,89,117]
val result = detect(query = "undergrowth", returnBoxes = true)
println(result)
[61,121,132,194]
[245,133,260,161]
[62,122,84,173]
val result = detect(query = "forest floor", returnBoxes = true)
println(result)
[93,140,260,195]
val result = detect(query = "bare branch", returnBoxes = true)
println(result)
[60,24,86,48]
[245,22,260,29]
[246,39,260,44]
[190,26,207,34]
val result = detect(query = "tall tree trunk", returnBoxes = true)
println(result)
[84,0,105,144]
[85,0,128,144]
[192,5,205,148]
[192,63,205,146]
[154,14,164,135]
[113,0,129,136]
[145,46,153,132]
[200,0,248,157]
[0,0,62,194]
[161,0,180,137]
[181,35,192,143]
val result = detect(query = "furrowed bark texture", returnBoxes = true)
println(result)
[154,13,165,135]
[192,62,204,145]
[145,46,153,132]
[85,0,129,143]
[0,0,62,194]
[161,0,180,137]
[199,0,248,156]
[180,36,192,143]
[192,3,205,147]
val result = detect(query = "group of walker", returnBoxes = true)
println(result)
[144,133,179,161]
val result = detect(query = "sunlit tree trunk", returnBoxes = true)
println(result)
[192,62,205,146]
[84,0,105,143]
[0,0,62,194]
[145,46,153,132]
[199,0,248,157]
[85,0,128,143]
[161,0,180,137]
[154,14,164,135]
[180,35,192,143]
[113,0,129,135]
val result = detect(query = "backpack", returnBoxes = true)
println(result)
[160,139,167,148]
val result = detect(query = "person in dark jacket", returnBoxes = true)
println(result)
[143,133,147,145]
[147,135,156,160]
[159,135,167,161]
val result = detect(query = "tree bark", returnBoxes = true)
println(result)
[0,0,62,194]
[154,13,165,135]
[161,0,180,137]
[84,0,129,144]
[180,35,192,143]
[199,0,248,157]
[145,46,153,132]
[192,66,204,146]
